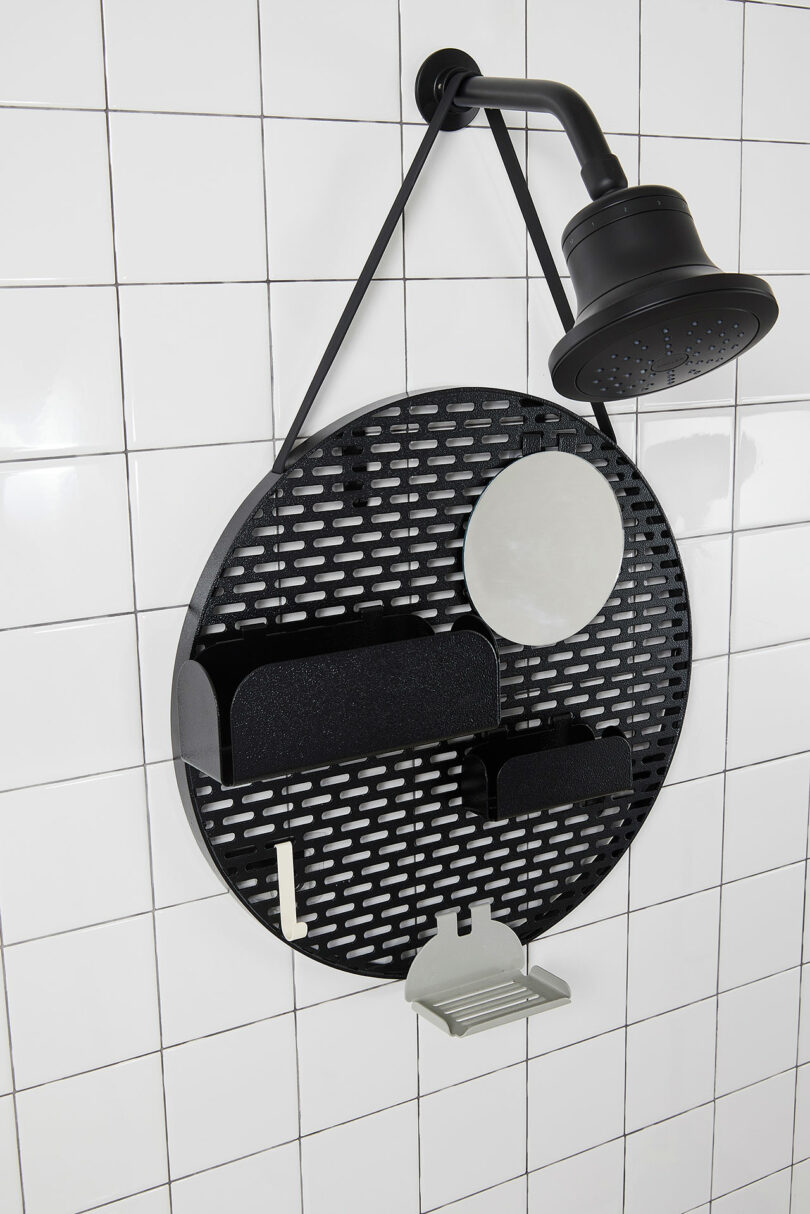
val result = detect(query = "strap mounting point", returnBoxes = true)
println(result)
[415,48,481,131]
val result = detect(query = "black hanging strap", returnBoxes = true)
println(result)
[274,77,615,474]
[485,107,615,443]
[272,73,469,474]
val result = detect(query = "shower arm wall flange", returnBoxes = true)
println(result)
[415,48,628,199]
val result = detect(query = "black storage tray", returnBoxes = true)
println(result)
[462,721,632,820]
[176,614,501,785]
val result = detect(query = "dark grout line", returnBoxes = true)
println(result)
[98,1,174,1204]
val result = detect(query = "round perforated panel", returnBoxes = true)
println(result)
[577,306,759,400]
[173,388,691,979]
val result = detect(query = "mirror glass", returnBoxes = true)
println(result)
[463,450,625,647]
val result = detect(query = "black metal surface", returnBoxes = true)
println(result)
[415,48,628,197]
[172,387,691,980]
[550,186,779,402]
[462,724,633,822]
[177,617,501,785]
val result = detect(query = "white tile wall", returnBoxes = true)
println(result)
[0,1,808,1211]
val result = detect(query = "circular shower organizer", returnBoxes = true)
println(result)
[172,387,691,980]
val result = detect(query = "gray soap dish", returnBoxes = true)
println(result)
[405,903,571,1037]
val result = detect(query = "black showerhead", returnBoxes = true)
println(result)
[549,186,778,402]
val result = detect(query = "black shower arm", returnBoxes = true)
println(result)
[460,77,626,197]
[417,51,628,199]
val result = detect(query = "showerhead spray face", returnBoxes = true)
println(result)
[549,186,778,402]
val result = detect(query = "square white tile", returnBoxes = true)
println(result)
[103,0,261,115]
[0,768,152,943]
[5,916,160,1088]
[265,119,403,280]
[0,109,114,285]
[0,1096,22,1214]
[442,1178,527,1214]
[528,0,639,135]
[109,113,266,284]
[0,616,143,791]
[528,1138,624,1214]
[270,279,405,441]
[163,1016,298,1178]
[302,1103,418,1214]
[0,455,133,628]
[741,143,810,276]
[625,1104,714,1214]
[527,916,628,1057]
[406,279,528,396]
[713,1071,795,1198]
[156,894,293,1045]
[735,403,810,528]
[260,0,400,122]
[146,761,224,908]
[399,0,526,127]
[664,656,728,786]
[713,1169,792,1214]
[797,1064,810,1161]
[678,534,732,660]
[727,641,810,769]
[716,969,801,1097]
[630,774,724,910]
[626,998,717,1132]
[119,284,272,450]
[637,409,734,539]
[0,0,104,107]
[527,1029,624,1170]
[723,755,810,883]
[421,1065,526,1209]
[0,286,123,460]
[737,278,810,405]
[402,124,527,279]
[743,3,810,143]
[128,441,275,610]
[628,888,720,1021]
[640,137,741,273]
[731,524,810,651]
[418,1014,525,1096]
[640,0,743,139]
[719,863,805,991]
[137,607,185,764]
[172,1142,301,1214]
[16,1055,168,1214]
[296,981,416,1134]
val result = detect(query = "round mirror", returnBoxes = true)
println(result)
[463,450,625,647]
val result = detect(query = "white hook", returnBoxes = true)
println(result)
[275,841,308,941]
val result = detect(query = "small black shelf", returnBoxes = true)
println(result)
[176,614,501,786]
[462,721,633,821]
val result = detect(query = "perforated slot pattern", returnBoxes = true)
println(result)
[177,389,690,979]
[577,307,759,400]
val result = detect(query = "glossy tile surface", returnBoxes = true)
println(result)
[109,113,266,284]
[0,455,133,628]
[0,287,123,460]
[103,0,261,115]
[0,109,114,285]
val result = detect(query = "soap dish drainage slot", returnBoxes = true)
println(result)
[405,903,570,1037]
